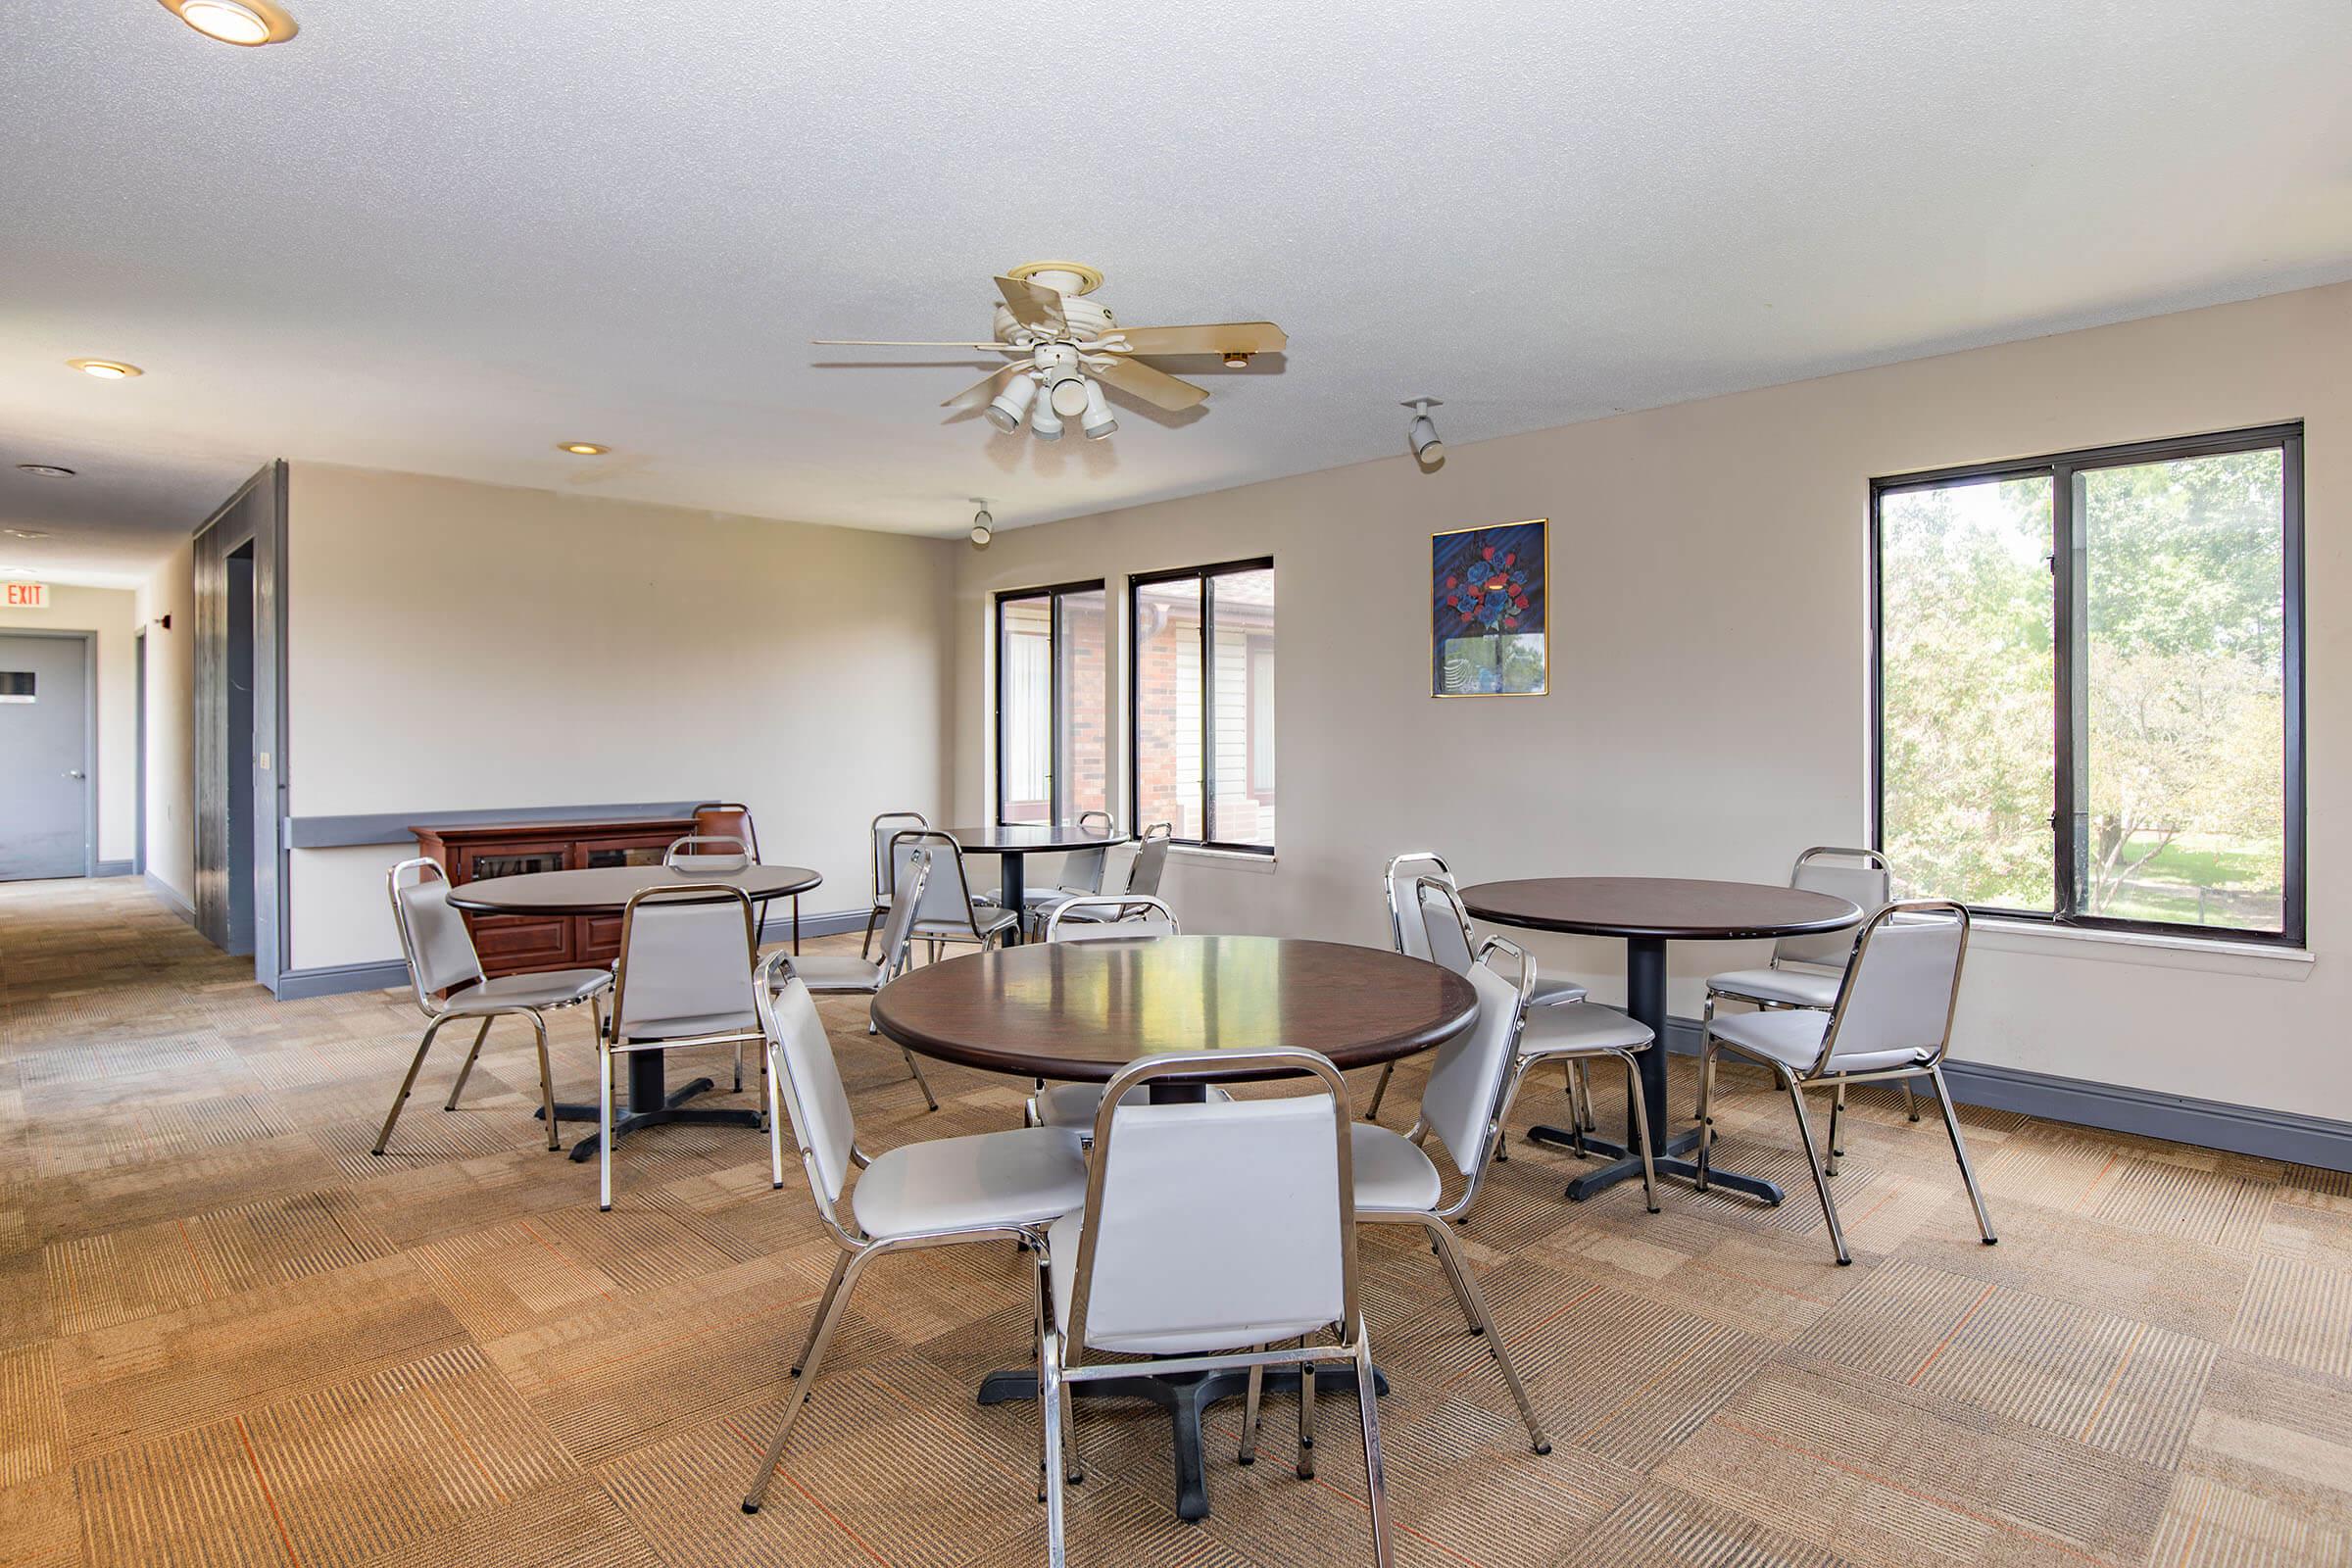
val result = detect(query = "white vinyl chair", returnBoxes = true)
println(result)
[1042,1049,1390,1565]
[1028,897,1224,1135]
[1052,821,1173,925]
[999,808,1118,932]
[860,809,928,958]
[892,829,1019,957]
[1365,851,1591,1123]
[597,884,763,1211]
[375,858,612,1156]
[777,846,941,1111]
[1704,846,1913,1126]
[662,833,751,874]
[1697,901,1994,1265]
[742,962,1089,1516]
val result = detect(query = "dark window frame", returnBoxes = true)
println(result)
[1129,557,1277,855]
[1869,421,2305,947]
[992,578,1105,827]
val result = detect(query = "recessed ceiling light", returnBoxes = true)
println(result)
[557,442,610,456]
[158,0,298,46]
[68,359,143,380]
[3,527,53,540]
[15,465,76,478]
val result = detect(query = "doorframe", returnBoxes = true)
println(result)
[134,626,148,876]
[0,627,98,878]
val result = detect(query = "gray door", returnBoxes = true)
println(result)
[0,633,91,880]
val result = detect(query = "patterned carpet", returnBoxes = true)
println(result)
[3,878,2349,1567]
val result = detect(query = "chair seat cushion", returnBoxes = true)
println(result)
[1348,1122,1446,1215]
[852,1126,1089,1240]
[1036,1080,1232,1131]
[782,955,885,993]
[616,1008,759,1043]
[913,905,1018,942]
[1709,1007,1927,1077]
[1048,1210,1335,1356]
[1529,976,1588,1007]
[1706,965,1840,1009]
[446,967,612,1013]
[1519,1003,1653,1055]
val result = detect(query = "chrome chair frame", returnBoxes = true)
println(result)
[1026,897,1192,1133]
[375,857,607,1156]
[1696,901,1994,1265]
[1007,808,1120,934]
[890,828,1017,960]
[785,847,941,1110]
[662,833,751,871]
[861,809,929,958]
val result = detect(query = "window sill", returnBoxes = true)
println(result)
[1170,845,1278,873]
[1971,916,2313,978]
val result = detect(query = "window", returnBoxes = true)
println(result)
[1873,424,2303,944]
[1131,559,1276,852]
[994,581,1107,825]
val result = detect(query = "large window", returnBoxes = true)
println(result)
[1873,424,2302,944]
[1131,559,1276,852]
[995,581,1107,825]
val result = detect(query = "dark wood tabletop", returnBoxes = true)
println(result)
[446,863,823,916]
[871,935,1478,1083]
[929,823,1129,854]
[1457,876,1859,941]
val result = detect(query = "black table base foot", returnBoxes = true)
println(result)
[1525,1123,1787,1205]
[978,1363,1387,1521]
[535,1076,765,1161]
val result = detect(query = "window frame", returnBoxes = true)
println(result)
[1128,556,1277,856]
[992,578,1105,827]
[1869,421,2305,947]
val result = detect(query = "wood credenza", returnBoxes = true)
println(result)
[412,816,692,978]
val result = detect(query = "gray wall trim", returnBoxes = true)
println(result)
[144,872,196,926]
[286,801,709,850]
[276,958,411,1001]
[1662,1018,2352,1173]
[94,858,134,878]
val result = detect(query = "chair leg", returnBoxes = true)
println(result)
[767,1047,789,1191]
[372,1016,451,1154]
[442,1016,494,1111]
[1239,1354,1264,1464]
[732,1038,744,1095]
[1780,1069,1850,1264]
[598,1039,615,1211]
[792,1251,851,1374]
[1561,1058,1585,1158]
[1423,1217,1550,1452]
[1695,994,1717,1120]
[1297,1351,1317,1479]
[1693,1036,1719,1192]
[1354,1331,1394,1568]
[744,1246,874,1512]
[1902,1079,1920,1122]
[1364,1061,1395,1120]
[859,907,881,960]
[1040,1322,1068,1568]
[528,1013,560,1152]
[1826,1080,1845,1173]
[1612,1051,1659,1214]
[903,1050,939,1111]
[1574,1058,1596,1132]
[1929,1065,1997,1246]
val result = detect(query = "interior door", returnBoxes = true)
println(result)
[0,633,91,880]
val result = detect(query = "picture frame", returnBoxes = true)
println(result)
[1431,517,1548,697]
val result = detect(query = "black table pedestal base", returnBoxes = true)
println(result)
[536,1057,765,1161]
[1525,1123,1787,1205]
[977,1362,1387,1521]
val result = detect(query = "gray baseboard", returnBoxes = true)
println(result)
[94,858,134,878]
[759,906,873,945]
[144,872,197,926]
[1663,1018,2352,1173]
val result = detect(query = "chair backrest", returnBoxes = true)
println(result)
[756,957,859,1213]
[870,810,928,900]
[1776,846,1892,969]
[891,829,982,933]
[1384,851,1454,961]
[1060,810,1118,895]
[386,857,484,1008]
[1415,947,1533,1181]
[1413,877,1479,977]
[692,803,760,861]
[1817,901,1970,1075]
[1045,896,1179,943]
[1066,1050,1356,1357]
[873,848,933,976]
[1123,823,1173,898]
[611,885,759,1037]
[663,834,751,874]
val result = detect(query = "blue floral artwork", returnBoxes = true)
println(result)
[1432,519,1547,696]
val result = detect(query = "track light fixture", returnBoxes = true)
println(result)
[969,504,994,549]
[1403,397,1446,468]
[1080,378,1118,441]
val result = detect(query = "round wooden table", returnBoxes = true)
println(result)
[872,934,1475,1521]
[1457,877,1859,1206]
[448,863,821,1161]
[930,823,1128,941]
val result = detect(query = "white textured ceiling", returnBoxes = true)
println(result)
[4,0,2349,578]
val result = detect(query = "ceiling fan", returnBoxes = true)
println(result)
[814,262,1287,441]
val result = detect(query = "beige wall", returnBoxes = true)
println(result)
[283,465,956,970]
[953,281,2349,1120]
[0,581,138,866]
[133,540,197,906]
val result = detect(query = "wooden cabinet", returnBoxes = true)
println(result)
[412,816,691,977]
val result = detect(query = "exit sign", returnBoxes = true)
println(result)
[2,581,47,610]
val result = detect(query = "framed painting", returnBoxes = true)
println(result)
[1432,517,1547,697]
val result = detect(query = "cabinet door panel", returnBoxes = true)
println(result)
[470,915,570,973]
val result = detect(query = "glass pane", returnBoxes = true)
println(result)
[472,851,564,879]
[1055,588,1108,821]
[998,594,1052,823]
[1134,576,1204,841]
[1207,568,1276,848]
[2080,447,2286,932]
[1880,475,2056,911]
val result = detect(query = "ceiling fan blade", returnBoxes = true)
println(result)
[995,274,1067,333]
[941,362,1030,412]
[1093,356,1209,412]
[812,339,1015,350]
[1103,321,1288,356]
